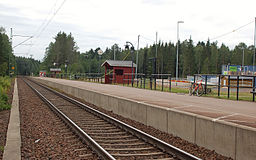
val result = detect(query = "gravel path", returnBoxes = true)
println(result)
[18,78,99,159]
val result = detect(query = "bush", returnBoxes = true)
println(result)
[0,100,11,110]
[0,92,8,102]
[0,76,11,110]
[0,77,11,90]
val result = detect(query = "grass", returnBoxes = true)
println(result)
[116,79,189,94]
[0,76,11,110]
[116,79,254,101]
[57,77,255,102]
[205,89,253,101]
[0,146,4,152]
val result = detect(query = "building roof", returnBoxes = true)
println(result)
[50,68,61,72]
[101,60,137,68]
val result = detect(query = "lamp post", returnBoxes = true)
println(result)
[125,41,135,87]
[253,17,256,75]
[176,21,184,80]
[113,44,116,60]
[242,48,245,85]
[136,35,140,79]
[242,48,244,74]
[97,49,103,74]
[65,60,68,75]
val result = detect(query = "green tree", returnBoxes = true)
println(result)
[42,32,79,72]
[181,38,195,76]
[16,57,40,75]
[0,27,13,76]
[209,42,219,74]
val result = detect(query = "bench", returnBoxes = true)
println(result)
[251,90,256,102]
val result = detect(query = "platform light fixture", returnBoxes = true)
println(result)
[176,20,184,80]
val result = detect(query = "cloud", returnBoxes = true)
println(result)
[141,0,175,5]
[0,0,255,60]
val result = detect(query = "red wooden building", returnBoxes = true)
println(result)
[101,60,136,84]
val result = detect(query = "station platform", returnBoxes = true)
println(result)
[35,77,256,127]
[33,77,256,160]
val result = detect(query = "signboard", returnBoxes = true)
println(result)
[229,66,237,72]
[50,68,61,72]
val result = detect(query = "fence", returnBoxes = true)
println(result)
[121,73,172,92]
[46,73,104,83]
[46,72,172,92]
[193,74,256,101]
[44,73,256,102]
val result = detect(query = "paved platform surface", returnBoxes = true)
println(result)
[37,77,256,128]
[3,78,21,160]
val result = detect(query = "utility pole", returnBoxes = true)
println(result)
[155,32,158,57]
[242,48,244,73]
[135,35,140,79]
[253,17,256,75]
[9,28,13,76]
[176,21,184,80]
[113,44,116,60]
[155,32,158,75]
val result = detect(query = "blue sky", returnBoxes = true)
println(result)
[0,0,255,60]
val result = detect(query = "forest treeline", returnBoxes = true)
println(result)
[0,27,41,76]
[0,27,15,76]
[1,28,255,77]
[41,32,255,78]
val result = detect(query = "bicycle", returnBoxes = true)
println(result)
[189,80,204,96]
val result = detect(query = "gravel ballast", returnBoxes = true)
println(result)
[54,85,233,160]
[18,78,98,159]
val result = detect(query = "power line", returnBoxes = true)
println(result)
[28,0,67,57]
[35,0,67,38]
[12,35,33,37]
[140,35,155,42]
[32,0,59,37]
[13,36,33,49]
[209,20,254,41]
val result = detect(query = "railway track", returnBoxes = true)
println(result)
[23,78,201,160]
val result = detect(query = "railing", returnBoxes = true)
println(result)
[193,74,256,101]
[43,73,256,101]
[121,73,172,92]
[45,73,173,93]
[46,73,104,83]
[122,73,145,88]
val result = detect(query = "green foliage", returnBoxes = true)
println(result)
[0,27,14,76]
[16,57,40,75]
[0,76,11,110]
[41,31,79,72]
[42,31,255,77]
[0,146,4,152]
[0,62,8,75]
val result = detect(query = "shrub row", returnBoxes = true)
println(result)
[0,77,11,110]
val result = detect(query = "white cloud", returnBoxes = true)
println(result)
[0,0,255,60]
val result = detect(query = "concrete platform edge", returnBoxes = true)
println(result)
[32,77,256,160]
[3,78,21,160]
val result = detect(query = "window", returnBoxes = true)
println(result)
[115,69,123,75]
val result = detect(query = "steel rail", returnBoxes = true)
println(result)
[27,78,201,160]
[23,79,115,160]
